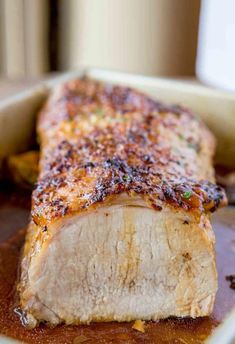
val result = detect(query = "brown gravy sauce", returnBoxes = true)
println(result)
[0,186,234,343]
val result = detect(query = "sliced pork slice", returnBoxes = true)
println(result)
[18,78,226,327]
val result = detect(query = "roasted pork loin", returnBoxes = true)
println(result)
[18,78,226,327]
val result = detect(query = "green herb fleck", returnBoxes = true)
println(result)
[188,142,197,150]
[178,133,184,140]
[122,174,129,182]
[96,108,105,116]
[183,191,192,199]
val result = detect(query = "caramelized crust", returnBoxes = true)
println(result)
[32,78,226,227]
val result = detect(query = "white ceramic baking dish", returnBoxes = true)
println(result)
[0,69,234,344]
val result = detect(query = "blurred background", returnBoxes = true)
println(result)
[0,0,200,78]
[0,0,235,92]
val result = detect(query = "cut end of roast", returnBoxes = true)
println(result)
[19,196,217,327]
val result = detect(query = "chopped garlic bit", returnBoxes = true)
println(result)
[132,319,145,333]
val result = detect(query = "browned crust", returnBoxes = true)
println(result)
[32,78,226,227]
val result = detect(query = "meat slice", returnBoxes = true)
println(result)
[18,78,226,327]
